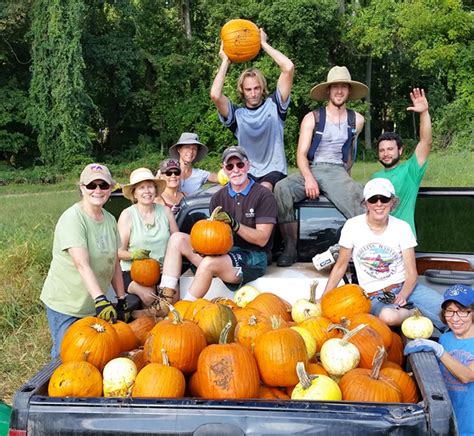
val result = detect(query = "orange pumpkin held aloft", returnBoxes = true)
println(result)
[221,19,261,63]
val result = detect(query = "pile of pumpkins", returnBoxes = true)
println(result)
[49,282,433,403]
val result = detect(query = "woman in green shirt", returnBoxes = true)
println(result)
[118,168,179,307]
[40,164,129,358]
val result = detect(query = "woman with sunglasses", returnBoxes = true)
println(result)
[155,159,186,215]
[118,168,179,307]
[322,177,445,330]
[40,164,129,358]
[169,132,218,195]
[405,284,474,435]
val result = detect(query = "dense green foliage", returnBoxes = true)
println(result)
[0,0,472,171]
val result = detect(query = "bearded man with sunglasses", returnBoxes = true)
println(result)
[153,146,277,304]
[322,178,445,331]
[371,88,432,237]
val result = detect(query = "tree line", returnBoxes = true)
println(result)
[1,0,472,171]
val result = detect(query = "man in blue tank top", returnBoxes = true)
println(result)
[210,28,294,191]
[274,66,367,267]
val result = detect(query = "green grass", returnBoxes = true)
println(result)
[0,151,472,405]
[0,191,78,404]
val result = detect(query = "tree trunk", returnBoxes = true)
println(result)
[182,0,191,40]
[364,54,372,149]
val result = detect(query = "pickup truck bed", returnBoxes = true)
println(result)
[10,186,473,435]
[10,352,455,435]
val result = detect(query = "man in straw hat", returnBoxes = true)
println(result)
[148,146,277,305]
[210,29,294,191]
[274,65,367,267]
[371,88,432,237]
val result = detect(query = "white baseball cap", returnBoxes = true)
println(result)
[363,178,395,200]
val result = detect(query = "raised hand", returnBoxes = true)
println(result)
[407,88,429,113]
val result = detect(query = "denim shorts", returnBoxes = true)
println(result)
[45,305,80,358]
[369,283,446,331]
[191,247,267,292]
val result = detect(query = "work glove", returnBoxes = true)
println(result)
[94,295,117,323]
[404,338,444,359]
[116,296,131,322]
[215,210,240,232]
[130,248,150,261]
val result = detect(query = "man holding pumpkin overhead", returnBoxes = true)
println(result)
[210,27,294,192]
[136,146,277,316]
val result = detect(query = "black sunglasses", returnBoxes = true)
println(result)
[165,169,181,176]
[83,181,110,190]
[367,195,392,204]
[225,161,246,171]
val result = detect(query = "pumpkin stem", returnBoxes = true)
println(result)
[369,346,386,379]
[219,320,233,344]
[341,323,367,344]
[91,322,106,333]
[309,281,319,304]
[327,323,348,335]
[161,348,170,366]
[413,308,422,317]
[296,361,319,390]
[167,303,183,325]
[209,206,222,221]
[248,315,258,326]
[270,314,282,330]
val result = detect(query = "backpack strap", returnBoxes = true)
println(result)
[307,107,326,162]
[342,109,358,168]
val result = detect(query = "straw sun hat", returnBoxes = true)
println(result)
[310,66,368,101]
[122,168,166,201]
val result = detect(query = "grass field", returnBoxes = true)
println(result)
[0,151,473,405]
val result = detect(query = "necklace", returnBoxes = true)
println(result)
[366,216,388,234]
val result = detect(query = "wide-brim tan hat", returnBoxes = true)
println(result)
[169,132,208,162]
[310,66,368,101]
[122,168,166,201]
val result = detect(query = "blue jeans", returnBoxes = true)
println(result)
[45,305,79,358]
[370,283,446,331]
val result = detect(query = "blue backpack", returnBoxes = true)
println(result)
[306,107,357,168]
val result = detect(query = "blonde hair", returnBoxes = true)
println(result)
[237,68,268,101]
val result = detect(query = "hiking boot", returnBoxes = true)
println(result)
[131,287,176,319]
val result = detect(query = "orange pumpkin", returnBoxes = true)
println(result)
[48,361,102,397]
[307,362,329,376]
[193,302,237,344]
[386,331,406,367]
[132,349,185,398]
[234,314,272,352]
[195,322,260,399]
[112,321,139,353]
[212,297,238,310]
[321,284,371,323]
[330,324,385,370]
[339,347,402,403]
[190,207,233,255]
[183,298,213,321]
[120,348,147,372]
[233,306,264,323]
[173,299,192,318]
[298,316,340,352]
[254,317,308,387]
[60,317,120,371]
[221,19,261,63]
[257,385,290,400]
[246,292,292,322]
[129,316,157,346]
[130,258,160,287]
[343,313,393,350]
[144,306,207,374]
[380,367,419,403]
